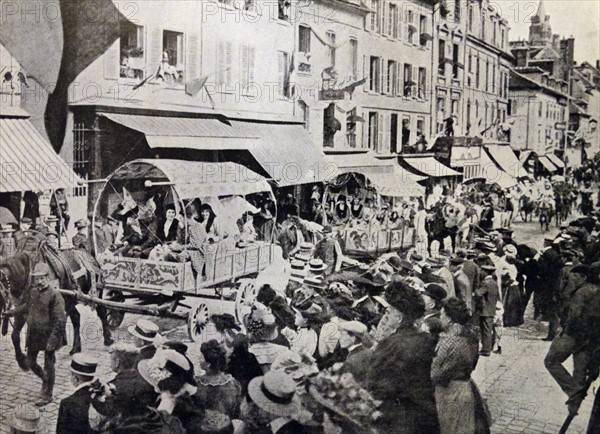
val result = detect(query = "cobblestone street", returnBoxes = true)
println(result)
[0,220,598,433]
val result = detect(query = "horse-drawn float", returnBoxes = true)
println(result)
[89,159,286,342]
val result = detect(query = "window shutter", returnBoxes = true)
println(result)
[382,59,388,95]
[103,40,120,80]
[248,47,255,84]
[396,62,403,96]
[277,51,285,96]
[187,33,199,80]
[240,45,249,87]
[149,28,162,73]
[225,41,233,84]
[362,111,369,149]
[378,113,385,153]
[363,55,369,91]
[413,66,418,96]
[379,58,384,94]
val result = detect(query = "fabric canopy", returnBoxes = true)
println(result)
[101,113,330,187]
[0,117,81,192]
[539,156,559,173]
[484,145,529,178]
[546,154,564,170]
[367,171,426,197]
[399,156,462,178]
[107,159,271,199]
[327,152,395,177]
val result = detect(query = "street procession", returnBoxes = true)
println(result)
[1,1,600,433]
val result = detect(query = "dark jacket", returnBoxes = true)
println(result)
[93,370,158,418]
[227,347,263,398]
[476,276,499,317]
[56,385,95,434]
[16,284,67,352]
[157,218,180,243]
[341,345,371,386]
[365,325,440,434]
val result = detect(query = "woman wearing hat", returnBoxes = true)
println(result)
[366,280,440,434]
[245,304,289,373]
[432,298,490,434]
[0,223,16,261]
[195,340,242,434]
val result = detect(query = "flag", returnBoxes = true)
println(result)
[185,75,209,97]
[0,0,133,153]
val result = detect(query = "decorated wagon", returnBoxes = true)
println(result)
[92,159,287,342]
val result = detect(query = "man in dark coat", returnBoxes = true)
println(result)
[11,262,67,406]
[312,225,341,276]
[93,342,158,419]
[56,353,98,434]
[475,265,500,356]
[365,280,440,434]
[538,242,566,340]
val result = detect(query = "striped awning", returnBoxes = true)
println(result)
[399,156,462,178]
[484,145,530,178]
[101,113,329,187]
[546,154,564,170]
[539,155,559,173]
[0,117,81,193]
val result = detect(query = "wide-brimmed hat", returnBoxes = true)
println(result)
[338,320,368,338]
[244,304,279,342]
[45,215,59,223]
[449,256,464,265]
[138,349,195,389]
[322,225,333,234]
[425,257,445,268]
[70,353,98,377]
[128,319,162,342]
[303,275,325,290]
[20,217,33,224]
[7,404,42,432]
[290,259,308,283]
[353,272,387,288]
[30,263,50,277]
[481,264,496,273]
[503,244,518,256]
[248,371,300,418]
[308,258,328,273]
[295,242,314,263]
[0,224,15,233]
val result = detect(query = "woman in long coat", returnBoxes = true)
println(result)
[432,297,490,434]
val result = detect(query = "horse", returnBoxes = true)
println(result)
[0,238,113,369]
[519,195,535,222]
[538,205,552,232]
[425,205,458,256]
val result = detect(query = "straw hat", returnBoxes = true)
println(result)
[30,263,50,277]
[70,353,98,377]
[74,219,89,229]
[308,258,328,273]
[0,224,15,233]
[128,319,162,342]
[248,371,301,418]
[7,404,42,433]
[138,349,195,390]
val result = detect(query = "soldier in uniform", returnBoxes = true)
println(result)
[72,219,91,252]
[56,353,98,434]
[10,263,67,406]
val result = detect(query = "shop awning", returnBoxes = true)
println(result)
[546,154,564,170]
[108,159,271,199]
[539,155,559,172]
[399,156,462,178]
[367,171,426,197]
[484,145,529,178]
[0,117,81,193]
[101,113,330,187]
[519,150,536,163]
[329,151,395,176]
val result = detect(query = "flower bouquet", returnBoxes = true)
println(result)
[308,364,382,434]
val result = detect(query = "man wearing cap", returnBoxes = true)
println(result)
[339,320,371,385]
[545,263,600,414]
[56,353,98,434]
[10,263,67,406]
[72,219,91,253]
[475,265,500,356]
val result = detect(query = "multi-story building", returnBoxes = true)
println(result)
[432,0,512,140]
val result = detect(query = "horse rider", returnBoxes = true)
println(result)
[7,262,67,406]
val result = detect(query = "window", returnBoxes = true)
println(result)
[326,31,336,68]
[390,113,399,154]
[389,4,399,38]
[387,60,397,95]
[539,101,543,117]
[162,30,184,83]
[402,117,411,149]
[416,118,424,135]
[475,57,480,88]
[466,100,471,134]
[419,15,428,46]
[368,111,379,150]
[240,44,255,90]
[438,40,446,74]
[120,22,145,79]
[277,51,290,97]
[216,41,233,86]
[493,21,497,46]
[323,104,336,148]
[403,63,413,97]
[468,6,474,32]
[369,56,381,92]
[468,54,473,72]
[454,0,461,21]
[350,39,358,79]
[370,0,380,33]
[491,64,496,92]
[500,28,505,49]
[437,97,445,115]
[418,67,426,99]
[299,100,309,131]
[451,99,458,115]
[278,0,290,20]
[452,43,459,79]
[299,25,311,53]
[485,60,489,91]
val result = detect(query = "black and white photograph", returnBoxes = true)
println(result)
[0,0,599,432]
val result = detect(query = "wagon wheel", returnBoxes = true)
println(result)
[188,302,210,343]
[105,290,125,330]
[235,279,258,324]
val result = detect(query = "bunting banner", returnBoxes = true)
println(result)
[0,0,133,152]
